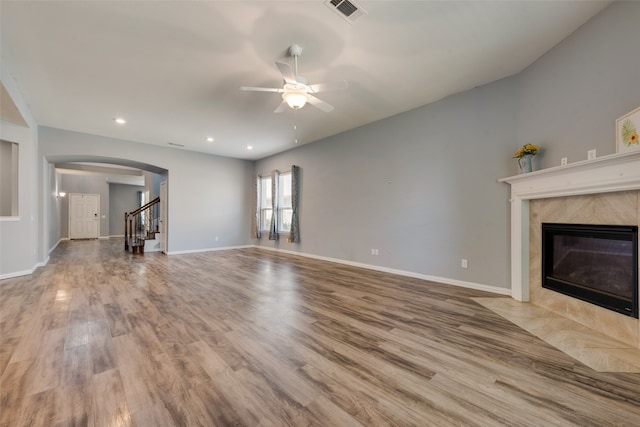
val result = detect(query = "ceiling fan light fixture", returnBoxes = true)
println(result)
[283,90,308,109]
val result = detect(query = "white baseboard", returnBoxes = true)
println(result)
[254,245,510,296]
[0,266,37,280]
[166,245,253,255]
[49,237,69,254]
[110,234,125,238]
[36,256,50,268]
[2,240,62,280]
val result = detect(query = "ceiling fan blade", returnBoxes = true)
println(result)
[274,101,288,113]
[240,86,283,93]
[307,95,334,112]
[275,61,297,84]
[309,80,349,93]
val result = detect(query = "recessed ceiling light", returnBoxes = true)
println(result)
[246,145,253,150]
[206,137,214,142]
[113,117,126,125]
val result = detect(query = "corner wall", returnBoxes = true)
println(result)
[109,183,144,236]
[254,1,640,293]
[255,77,517,290]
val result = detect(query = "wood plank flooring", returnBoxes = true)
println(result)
[1,238,639,426]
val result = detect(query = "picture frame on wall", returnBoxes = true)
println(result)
[616,106,640,153]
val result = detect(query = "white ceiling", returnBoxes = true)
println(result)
[0,0,611,160]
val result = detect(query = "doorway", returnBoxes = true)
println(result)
[69,193,99,239]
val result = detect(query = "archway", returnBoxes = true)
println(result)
[44,155,169,255]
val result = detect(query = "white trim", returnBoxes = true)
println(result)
[109,234,125,238]
[49,237,68,254]
[98,236,110,240]
[36,256,50,268]
[0,266,37,280]
[254,245,511,296]
[0,216,20,221]
[499,150,640,302]
[166,245,253,255]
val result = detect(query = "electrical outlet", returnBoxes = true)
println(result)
[561,157,568,166]
[371,249,379,255]
[215,236,219,241]
[587,149,597,160]
[461,259,468,269]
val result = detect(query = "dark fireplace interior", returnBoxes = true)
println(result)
[542,223,638,318]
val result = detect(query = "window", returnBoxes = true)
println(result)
[0,139,19,217]
[260,176,272,231]
[279,172,292,232]
[256,169,296,238]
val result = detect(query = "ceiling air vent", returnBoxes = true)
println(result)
[325,0,367,23]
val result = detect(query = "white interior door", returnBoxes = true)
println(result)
[159,181,168,253]
[69,193,99,239]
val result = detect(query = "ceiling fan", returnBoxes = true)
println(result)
[241,44,348,113]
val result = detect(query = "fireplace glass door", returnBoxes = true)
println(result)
[542,223,638,318]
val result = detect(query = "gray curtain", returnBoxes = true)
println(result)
[253,175,262,239]
[289,165,300,243]
[269,170,279,240]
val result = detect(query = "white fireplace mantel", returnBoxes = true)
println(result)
[499,150,640,301]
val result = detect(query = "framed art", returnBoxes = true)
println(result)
[616,106,640,153]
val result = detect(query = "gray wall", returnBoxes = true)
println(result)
[109,183,144,236]
[256,77,517,289]
[39,126,254,253]
[0,62,38,278]
[255,1,640,291]
[517,1,640,168]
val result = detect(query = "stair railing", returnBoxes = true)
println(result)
[124,197,160,252]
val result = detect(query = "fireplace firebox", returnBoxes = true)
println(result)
[542,223,638,318]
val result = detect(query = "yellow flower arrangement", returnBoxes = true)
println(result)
[514,143,540,158]
[621,119,639,147]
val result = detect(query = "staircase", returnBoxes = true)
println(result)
[125,197,160,254]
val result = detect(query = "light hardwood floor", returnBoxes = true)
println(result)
[1,239,639,426]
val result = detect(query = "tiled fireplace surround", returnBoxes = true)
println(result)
[500,151,640,349]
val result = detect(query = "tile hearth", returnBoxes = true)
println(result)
[474,297,640,373]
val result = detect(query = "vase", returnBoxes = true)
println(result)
[518,154,533,174]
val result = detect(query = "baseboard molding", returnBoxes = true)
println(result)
[254,245,511,296]
[2,242,59,280]
[36,256,50,268]
[0,267,37,281]
[49,237,69,255]
[110,234,125,238]
[167,245,253,255]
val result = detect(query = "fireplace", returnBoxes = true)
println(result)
[542,223,638,318]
